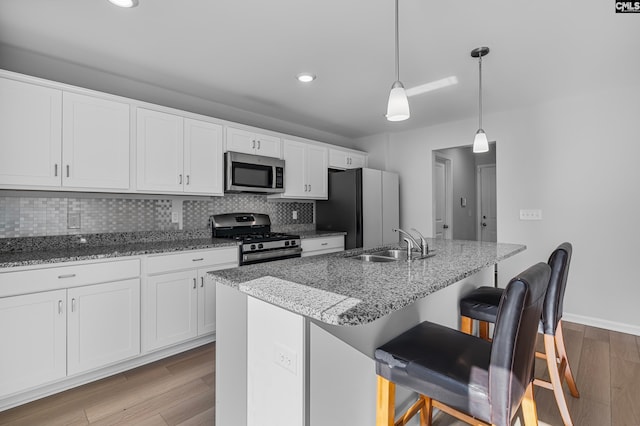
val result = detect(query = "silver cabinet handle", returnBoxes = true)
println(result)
[193,278,197,289]
[58,300,63,314]
[192,258,204,262]
[252,139,256,149]
[257,140,261,149]
[58,273,76,279]
[66,165,70,177]
[71,298,76,312]
[201,277,204,288]
[179,174,183,184]
[54,164,58,177]
[304,184,308,192]
[308,184,311,192]
[186,175,190,185]
[321,242,328,246]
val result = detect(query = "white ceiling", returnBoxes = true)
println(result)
[1,0,638,142]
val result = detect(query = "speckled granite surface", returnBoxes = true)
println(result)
[210,239,525,326]
[0,230,238,268]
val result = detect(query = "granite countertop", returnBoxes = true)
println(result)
[210,238,526,326]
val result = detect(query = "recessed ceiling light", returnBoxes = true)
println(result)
[296,73,316,83]
[108,0,139,8]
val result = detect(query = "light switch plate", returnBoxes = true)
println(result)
[171,211,180,223]
[519,209,542,220]
[67,212,81,229]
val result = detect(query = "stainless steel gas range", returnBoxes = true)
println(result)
[210,213,301,265]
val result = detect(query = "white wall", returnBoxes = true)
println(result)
[353,84,640,334]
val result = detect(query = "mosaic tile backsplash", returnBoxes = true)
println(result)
[0,193,314,238]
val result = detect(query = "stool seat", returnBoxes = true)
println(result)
[459,286,502,323]
[376,322,492,422]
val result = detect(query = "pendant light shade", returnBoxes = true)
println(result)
[386,81,410,121]
[471,47,490,153]
[386,0,409,121]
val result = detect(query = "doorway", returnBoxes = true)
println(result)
[432,143,496,241]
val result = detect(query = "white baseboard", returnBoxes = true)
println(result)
[563,313,640,336]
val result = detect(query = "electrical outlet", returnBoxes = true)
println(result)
[171,211,180,223]
[67,212,81,229]
[274,343,297,375]
[292,210,298,220]
[519,209,542,220]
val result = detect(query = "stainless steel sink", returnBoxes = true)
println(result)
[351,254,399,262]
[371,249,408,259]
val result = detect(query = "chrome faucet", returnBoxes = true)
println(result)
[393,228,422,258]
[410,228,430,257]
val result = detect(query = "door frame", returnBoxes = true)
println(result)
[433,154,453,239]
[476,163,496,241]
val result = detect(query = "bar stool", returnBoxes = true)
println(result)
[459,243,579,426]
[375,262,550,426]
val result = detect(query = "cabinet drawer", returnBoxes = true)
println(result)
[146,247,238,275]
[301,236,344,254]
[0,258,140,298]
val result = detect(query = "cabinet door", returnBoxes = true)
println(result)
[62,92,130,190]
[197,271,216,335]
[143,270,198,352]
[0,78,62,187]
[305,144,328,199]
[253,133,281,158]
[136,108,184,192]
[184,118,223,195]
[225,127,257,155]
[67,279,140,375]
[328,149,349,170]
[0,289,66,396]
[282,139,307,197]
[349,152,367,169]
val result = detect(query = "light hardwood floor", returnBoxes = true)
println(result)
[0,322,638,426]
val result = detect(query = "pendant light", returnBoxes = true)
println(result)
[386,0,410,121]
[471,47,490,153]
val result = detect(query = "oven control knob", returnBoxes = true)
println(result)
[285,241,290,246]
[290,240,297,246]
[250,244,256,250]
[258,243,264,249]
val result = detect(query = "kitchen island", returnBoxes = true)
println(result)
[210,238,525,426]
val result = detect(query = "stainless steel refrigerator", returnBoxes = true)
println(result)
[316,168,399,249]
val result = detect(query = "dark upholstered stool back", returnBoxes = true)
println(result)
[489,262,550,425]
[542,242,572,335]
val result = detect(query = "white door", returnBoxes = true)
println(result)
[136,108,184,192]
[62,92,130,190]
[282,139,307,197]
[197,271,216,335]
[225,126,257,155]
[144,270,198,351]
[433,157,452,239]
[0,289,67,395]
[0,78,62,187]
[184,118,223,195]
[253,133,282,158]
[67,279,140,375]
[478,165,497,242]
[305,144,328,199]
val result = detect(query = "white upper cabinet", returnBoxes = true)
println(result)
[137,108,223,195]
[0,77,62,187]
[329,148,367,170]
[225,126,281,158]
[272,139,327,200]
[62,92,130,190]
[184,118,223,195]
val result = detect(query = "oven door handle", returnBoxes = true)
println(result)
[242,247,302,264]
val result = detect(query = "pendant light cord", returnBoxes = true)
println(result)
[395,0,400,82]
[478,54,483,129]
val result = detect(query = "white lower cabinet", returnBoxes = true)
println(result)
[0,290,67,396]
[142,247,238,352]
[301,236,345,257]
[67,279,140,376]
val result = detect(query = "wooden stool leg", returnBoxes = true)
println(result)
[376,375,395,426]
[461,316,473,335]
[421,395,433,426]
[544,334,574,426]
[521,382,539,426]
[479,321,490,341]
[555,321,580,398]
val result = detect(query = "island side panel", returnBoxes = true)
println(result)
[309,266,494,426]
[215,283,248,426]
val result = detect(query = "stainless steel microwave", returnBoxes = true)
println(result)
[225,151,285,193]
